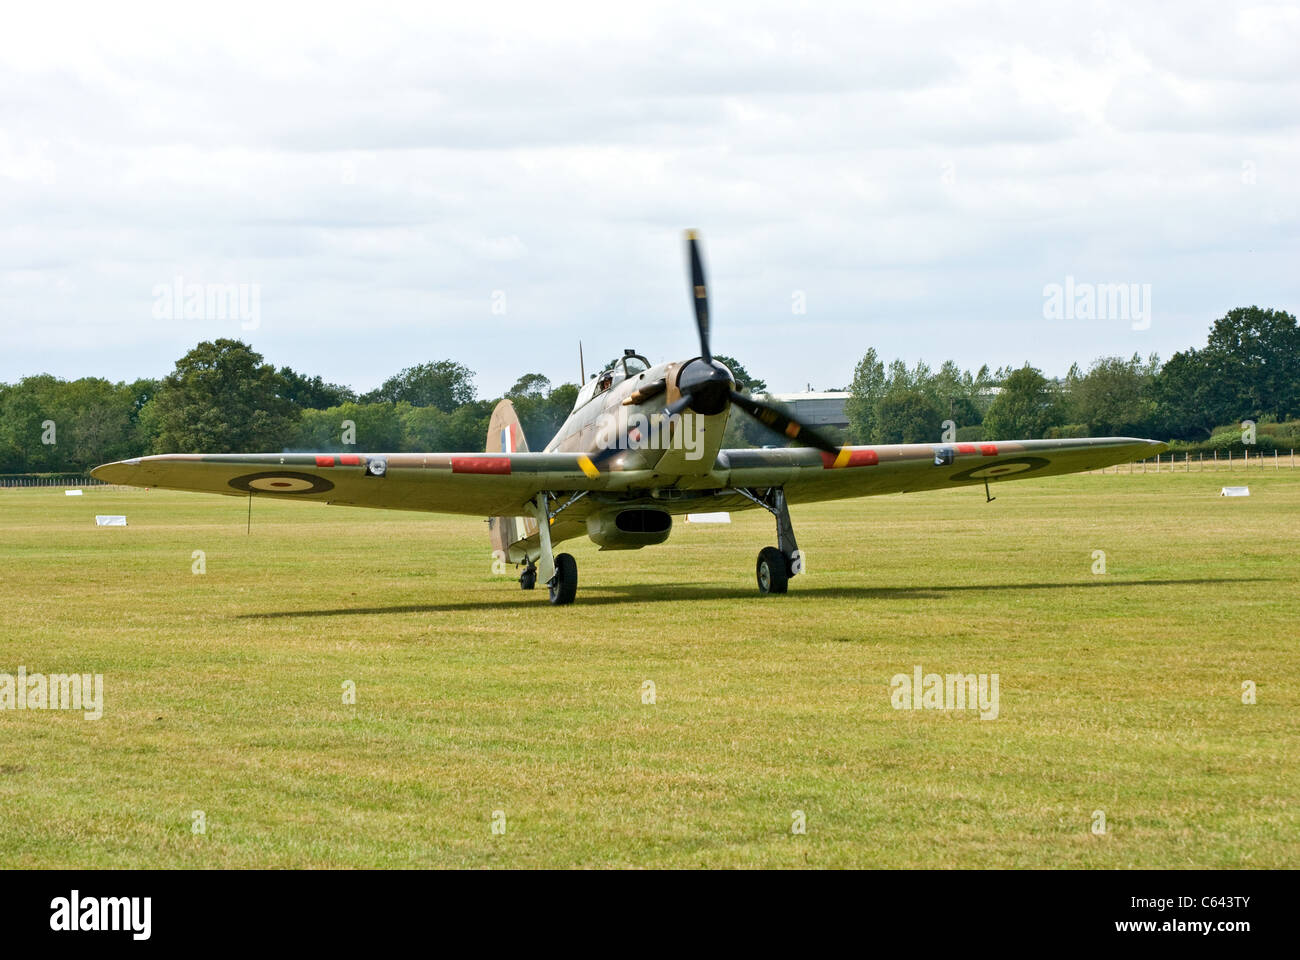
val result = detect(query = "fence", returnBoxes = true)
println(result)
[0,474,107,488]
[1094,449,1298,473]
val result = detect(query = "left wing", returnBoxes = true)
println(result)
[719,436,1167,505]
[90,451,621,517]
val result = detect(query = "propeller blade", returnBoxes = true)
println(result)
[685,230,711,364]
[664,392,694,418]
[729,390,841,455]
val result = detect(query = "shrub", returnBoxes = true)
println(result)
[1044,423,1090,439]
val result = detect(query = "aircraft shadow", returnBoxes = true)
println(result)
[237,576,1263,618]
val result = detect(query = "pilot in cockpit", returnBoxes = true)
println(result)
[595,351,649,395]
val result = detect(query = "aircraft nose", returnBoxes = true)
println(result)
[676,358,734,415]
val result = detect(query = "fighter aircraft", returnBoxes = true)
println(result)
[92,232,1168,604]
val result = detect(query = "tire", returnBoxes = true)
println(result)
[756,546,789,595]
[519,568,536,591]
[549,553,578,605]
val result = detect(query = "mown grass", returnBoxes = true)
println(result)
[0,470,1296,868]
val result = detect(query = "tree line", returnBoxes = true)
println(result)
[0,340,581,474]
[843,306,1300,453]
[1,305,1296,475]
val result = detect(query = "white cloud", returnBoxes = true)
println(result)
[0,0,1297,397]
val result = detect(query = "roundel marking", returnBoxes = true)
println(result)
[228,471,335,495]
[949,456,1051,483]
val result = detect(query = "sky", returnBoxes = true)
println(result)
[2,0,1297,398]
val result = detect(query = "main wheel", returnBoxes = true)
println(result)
[549,553,578,605]
[756,546,789,595]
[519,566,536,590]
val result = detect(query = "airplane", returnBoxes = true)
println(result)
[92,231,1169,604]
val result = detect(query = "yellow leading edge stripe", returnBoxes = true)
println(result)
[832,447,851,468]
[577,455,599,478]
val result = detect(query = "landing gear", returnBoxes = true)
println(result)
[549,553,578,605]
[737,486,802,596]
[528,492,579,604]
[756,547,788,595]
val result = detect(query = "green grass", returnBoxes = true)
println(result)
[0,470,1296,868]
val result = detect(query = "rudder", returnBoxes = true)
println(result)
[486,399,537,561]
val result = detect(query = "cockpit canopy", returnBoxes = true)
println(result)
[574,349,651,409]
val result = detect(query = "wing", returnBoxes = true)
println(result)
[90,452,623,517]
[720,437,1168,505]
[92,437,1166,519]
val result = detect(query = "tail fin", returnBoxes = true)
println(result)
[488,398,529,457]
[487,399,537,560]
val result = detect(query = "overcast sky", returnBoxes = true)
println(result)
[2,1,1297,397]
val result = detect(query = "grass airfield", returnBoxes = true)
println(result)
[0,470,1296,868]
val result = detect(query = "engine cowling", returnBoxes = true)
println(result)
[586,508,673,550]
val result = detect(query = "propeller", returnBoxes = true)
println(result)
[728,389,840,455]
[584,231,843,470]
[687,229,711,365]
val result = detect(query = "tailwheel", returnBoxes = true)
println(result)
[756,546,789,595]
[549,553,578,605]
[519,563,537,591]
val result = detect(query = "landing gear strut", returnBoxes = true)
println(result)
[530,492,578,605]
[743,487,801,596]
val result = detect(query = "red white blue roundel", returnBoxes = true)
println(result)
[228,471,335,494]
[949,457,1050,482]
